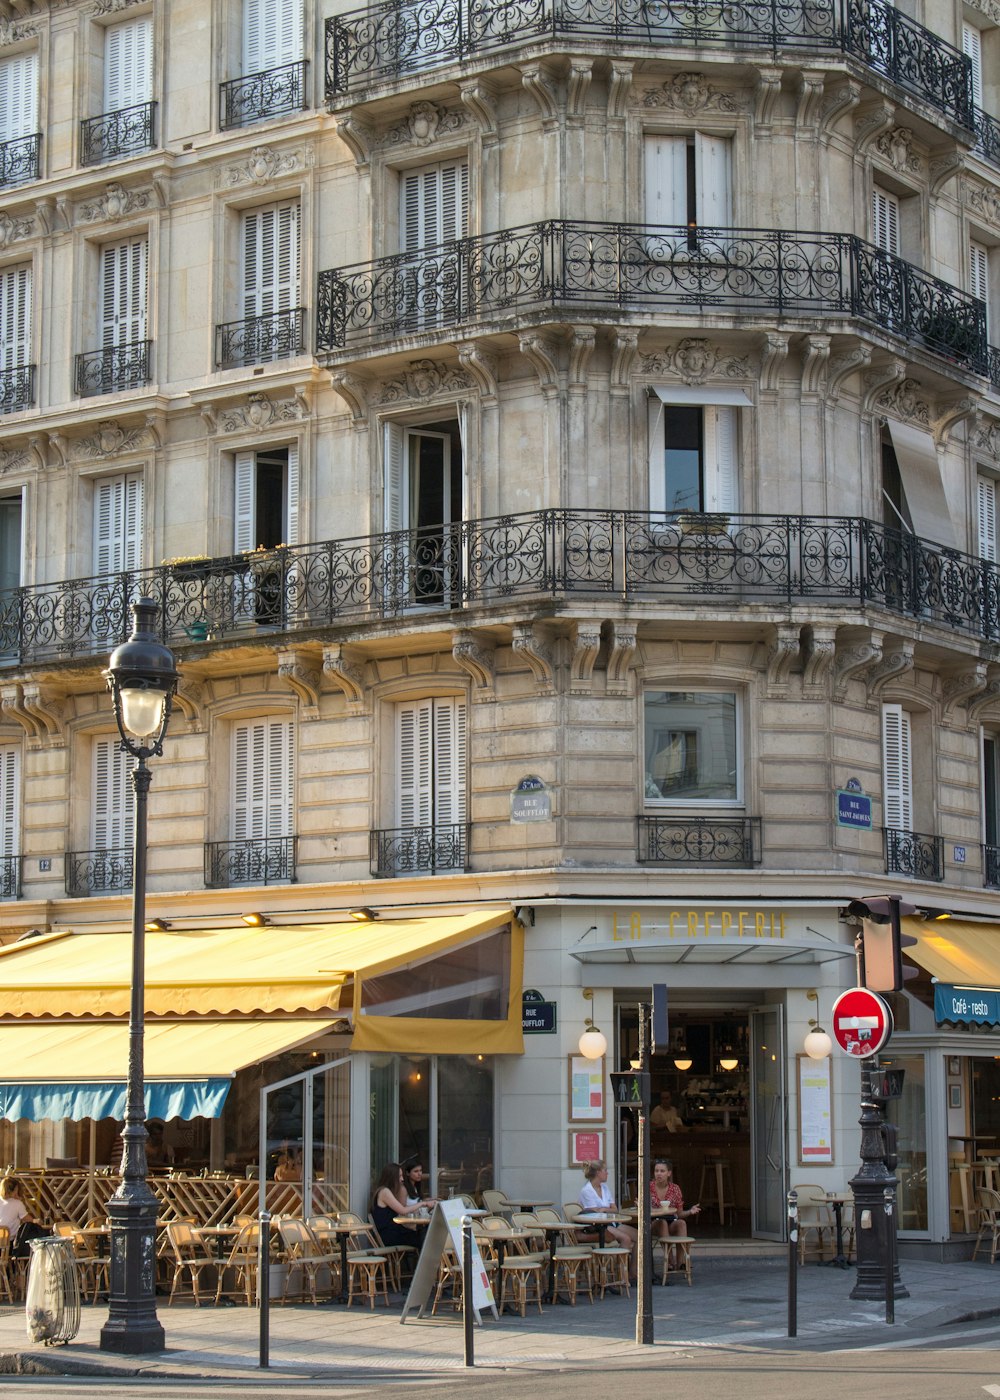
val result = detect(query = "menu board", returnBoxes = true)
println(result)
[798,1054,834,1165]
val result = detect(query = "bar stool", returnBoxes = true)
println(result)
[656,1236,695,1286]
[346,1252,390,1308]
[949,1156,974,1234]
[699,1150,735,1225]
[590,1246,631,1299]
[973,1158,1000,1199]
[499,1257,544,1316]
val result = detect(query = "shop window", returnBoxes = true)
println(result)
[643,690,741,804]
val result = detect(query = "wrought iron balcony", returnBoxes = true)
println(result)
[974,108,1000,172]
[883,826,944,881]
[317,221,992,384]
[0,366,35,415]
[219,60,309,129]
[204,836,296,887]
[370,822,469,877]
[215,308,306,368]
[75,340,152,398]
[66,847,133,897]
[0,856,21,900]
[984,843,1000,889]
[638,814,761,866]
[326,0,973,129]
[0,132,40,188]
[80,101,156,166]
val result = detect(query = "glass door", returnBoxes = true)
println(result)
[750,1005,786,1238]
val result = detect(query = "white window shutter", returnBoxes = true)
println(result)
[233,721,263,840]
[881,703,913,832]
[432,698,467,825]
[242,210,261,319]
[971,240,990,337]
[963,23,983,109]
[0,52,38,143]
[242,203,300,319]
[979,475,998,563]
[647,398,667,514]
[0,744,20,859]
[123,472,142,571]
[94,472,142,575]
[244,0,302,73]
[644,135,687,226]
[266,719,294,838]
[401,162,468,251]
[105,16,152,112]
[93,736,134,851]
[397,700,434,828]
[284,443,299,546]
[101,239,147,348]
[0,266,30,371]
[704,406,738,513]
[383,422,406,532]
[234,451,257,553]
[439,161,468,242]
[695,133,732,227]
[872,188,900,256]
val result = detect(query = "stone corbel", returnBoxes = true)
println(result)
[54,196,71,231]
[567,61,592,120]
[752,66,782,127]
[520,63,559,123]
[151,173,169,209]
[323,643,368,709]
[759,332,789,392]
[144,410,164,449]
[452,629,496,699]
[460,80,499,140]
[801,334,831,396]
[512,622,556,693]
[968,666,1000,720]
[34,196,54,236]
[766,623,801,690]
[821,79,861,134]
[606,621,636,696]
[45,432,66,468]
[329,370,370,426]
[932,395,977,447]
[277,648,323,717]
[27,436,47,472]
[608,61,633,120]
[172,678,205,731]
[833,629,883,700]
[568,325,596,392]
[942,663,988,722]
[456,341,498,404]
[570,622,602,694]
[854,98,896,155]
[802,624,837,693]
[0,684,38,741]
[796,70,827,130]
[861,357,906,414]
[610,329,639,395]
[865,637,914,700]
[518,333,560,396]
[336,114,374,169]
[20,682,66,747]
[827,344,872,400]
[929,150,964,196]
[199,404,218,434]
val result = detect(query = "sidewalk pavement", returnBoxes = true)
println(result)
[2,1255,999,1382]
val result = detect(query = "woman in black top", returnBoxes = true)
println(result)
[371,1163,427,1247]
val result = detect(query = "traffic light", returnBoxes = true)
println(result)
[847,895,919,993]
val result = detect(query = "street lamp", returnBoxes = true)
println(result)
[99,598,178,1355]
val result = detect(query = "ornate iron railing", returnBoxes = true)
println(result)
[883,826,943,881]
[0,856,21,899]
[637,814,761,865]
[220,59,309,129]
[74,340,152,397]
[370,822,469,877]
[316,221,990,382]
[984,843,1000,889]
[975,108,1000,172]
[0,366,35,415]
[215,308,306,368]
[204,836,296,887]
[80,101,157,165]
[0,132,41,188]
[9,511,1000,665]
[66,847,134,897]
[326,0,973,129]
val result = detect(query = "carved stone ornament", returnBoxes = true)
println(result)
[965,180,1000,230]
[71,419,155,461]
[639,339,752,385]
[223,145,301,188]
[873,377,930,428]
[0,446,32,476]
[873,126,922,175]
[92,0,146,12]
[377,359,473,403]
[0,19,39,46]
[966,0,1000,23]
[219,392,306,433]
[0,211,34,249]
[79,182,154,223]
[974,417,1000,460]
[380,101,467,150]
[640,73,745,113]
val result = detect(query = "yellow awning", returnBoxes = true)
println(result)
[905,918,1000,987]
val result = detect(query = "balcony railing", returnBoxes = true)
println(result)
[220,60,309,129]
[984,843,1000,889]
[316,221,993,386]
[883,826,944,881]
[975,108,1000,172]
[0,856,21,900]
[66,847,133,897]
[326,0,973,128]
[11,511,1000,666]
[75,340,152,398]
[215,308,306,369]
[80,101,157,166]
[0,132,41,188]
[637,815,761,866]
[0,366,35,415]
[204,836,296,887]
[370,822,469,877]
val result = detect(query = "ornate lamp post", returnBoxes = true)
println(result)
[99,598,178,1355]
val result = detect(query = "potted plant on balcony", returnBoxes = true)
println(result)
[163,554,212,582]
[676,512,731,535]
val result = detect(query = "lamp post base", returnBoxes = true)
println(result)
[99,1189,165,1355]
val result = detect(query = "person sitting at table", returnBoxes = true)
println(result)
[0,1177,48,1259]
[274,1148,302,1182]
[650,1157,699,1272]
[401,1157,436,1207]
[577,1159,638,1280]
[650,1090,687,1133]
[371,1163,432,1246]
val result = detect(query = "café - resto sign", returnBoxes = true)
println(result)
[935,983,1000,1026]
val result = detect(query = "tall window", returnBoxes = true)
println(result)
[648,401,738,516]
[0,743,20,878]
[881,702,913,833]
[94,472,142,576]
[0,51,38,185]
[104,15,152,115]
[396,697,467,835]
[0,494,22,596]
[400,160,468,330]
[239,201,300,362]
[234,446,298,552]
[0,264,30,412]
[979,474,997,563]
[971,240,991,337]
[93,735,134,854]
[984,734,1000,886]
[643,690,741,804]
[244,0,302,75]
[101,237,148,352]
[644,134,733,227]
[232,718,294,848]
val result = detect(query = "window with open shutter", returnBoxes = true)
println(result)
[93,736,135,852]
[979,475,998,563]
[0,52,37,144]
[233,447,297,553]
[643,135,688,226]
[0,493,21,596]
[650,403,739,514]
[101,238,147,349]
[881,703,913,832]
[963,23,983,111]
[241,202,299,320]
[872,188,900,256]
[395,697,467,828]
[971,240,990,337]
[232,718,294,841]
[94,472,142,576]
[104,16,152,113]
[244,0,302,74]
[0,744,20,860]
[694,133,732,227]
[0,265,30,371]
[644,134,732,228]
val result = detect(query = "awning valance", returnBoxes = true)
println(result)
[0,1017,337,1122]
[904,918,1000,989]
[933,984,1000,1027]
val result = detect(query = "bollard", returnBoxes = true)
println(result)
[883,1187,894,1325]
[462,1215,475,1368]
[258,1209,271,1369]
[787,1189,798,1339]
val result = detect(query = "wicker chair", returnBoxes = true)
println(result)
[166,1222,218,1306]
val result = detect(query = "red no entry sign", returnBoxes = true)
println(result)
[831,987,893,1057]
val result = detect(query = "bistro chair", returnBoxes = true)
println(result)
[366,1218,418,1290]
[276,1217,340,1305]
[215,1221,260,1306]
[973,1187,1000,1264]
[431,1247,464,1314]
[481,1189,513,1217]
[166,1222,218,1307]
[0,1227,15,1304]
[54,1222,108,1304]
[792,1184,832,1264]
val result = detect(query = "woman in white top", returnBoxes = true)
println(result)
[577,1159,639,1279]
[0,1177,45,1258]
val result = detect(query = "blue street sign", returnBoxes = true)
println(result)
[836,789,872,828]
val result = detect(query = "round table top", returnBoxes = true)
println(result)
[577,1211,634,1224]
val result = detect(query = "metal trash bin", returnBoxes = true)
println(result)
[25,1238,81,1346]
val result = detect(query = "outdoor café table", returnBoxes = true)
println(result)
[823,1193,853,1270]
[502,1199,554,1212]
[576,1211,634,1250]
[192,1223,241,1258]
[471,1224,529,1274]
